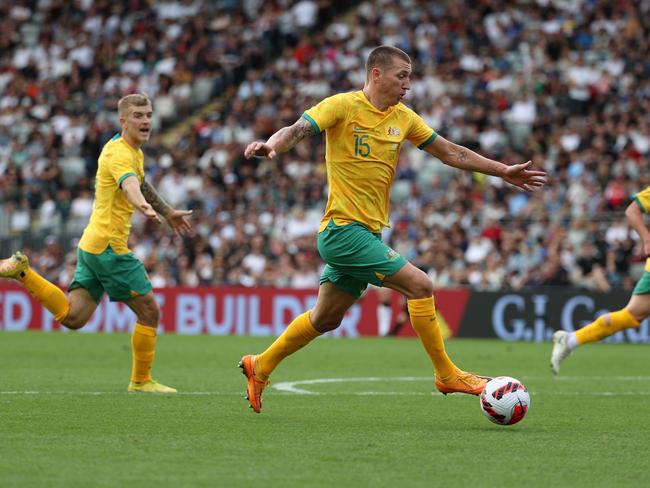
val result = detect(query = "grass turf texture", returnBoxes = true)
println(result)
[1,332,649,488]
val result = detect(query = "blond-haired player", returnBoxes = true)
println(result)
[551,187,650,374]
[0,93,192,393]
[240,45,547,413]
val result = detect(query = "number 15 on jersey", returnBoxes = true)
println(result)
[353,134,371,157]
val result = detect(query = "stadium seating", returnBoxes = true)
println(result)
[0,0,648,291]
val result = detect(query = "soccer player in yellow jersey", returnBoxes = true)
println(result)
[239,45,547,413]
[0,93,192,393]
[551,186,650,374]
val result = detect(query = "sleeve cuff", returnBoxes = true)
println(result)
[417,131,438,150]
[117,172,137,188]
[302,113,321,135]
[634,196,646,213]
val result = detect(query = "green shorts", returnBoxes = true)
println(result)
[633,271,650,295]
[69,246,152,304]
[317,219,408,298]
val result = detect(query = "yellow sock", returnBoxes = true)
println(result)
[575,308,640,345]
[131,323,157,383]
[256,311,321,379]
[20,268,70,322]
[408,296,456,381]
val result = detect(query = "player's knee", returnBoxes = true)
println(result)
[403,276,434,299]
[137,302,160,327]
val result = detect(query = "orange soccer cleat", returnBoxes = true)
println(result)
[435,368,491,396]
[238,355,270,413]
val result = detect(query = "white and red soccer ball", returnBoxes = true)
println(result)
[480,376,530,426]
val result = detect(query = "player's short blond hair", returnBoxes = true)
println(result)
[117,93,152,117]
[366,46,411,78]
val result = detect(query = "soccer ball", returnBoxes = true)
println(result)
[479,376,530,426]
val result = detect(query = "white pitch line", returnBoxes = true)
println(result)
[272,376,650,396]
[549,376,650,381]
[1,375,649,397]
[272,376,430,395]
[544,391,650,396]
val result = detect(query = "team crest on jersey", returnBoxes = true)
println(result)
[387,127,401,137]
[386,249,399,260]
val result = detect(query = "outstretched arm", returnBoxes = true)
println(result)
[141,179,193,235]
[244,117,314,159]
[424,135,547,192]
[121,176,161,223]
[141,180,173,217]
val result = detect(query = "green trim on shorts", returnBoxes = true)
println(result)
[633,271,650,295]
[117,172,137,188]
[317,219,407,299]
[69,246,152,304]
[302,113,321,134]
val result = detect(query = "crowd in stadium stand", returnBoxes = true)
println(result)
[1,0,649,293]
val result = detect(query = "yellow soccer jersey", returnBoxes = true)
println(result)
[303,91,436,233]
[78,133,145,255]
[633,186,650,271]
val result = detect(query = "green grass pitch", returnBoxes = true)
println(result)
[1,331,649,488]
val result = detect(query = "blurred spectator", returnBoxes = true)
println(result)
[1,0,649,293]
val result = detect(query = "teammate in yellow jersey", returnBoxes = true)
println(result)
[551,186,650,374]
[0,93,192,393]
[239,45,547,413]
